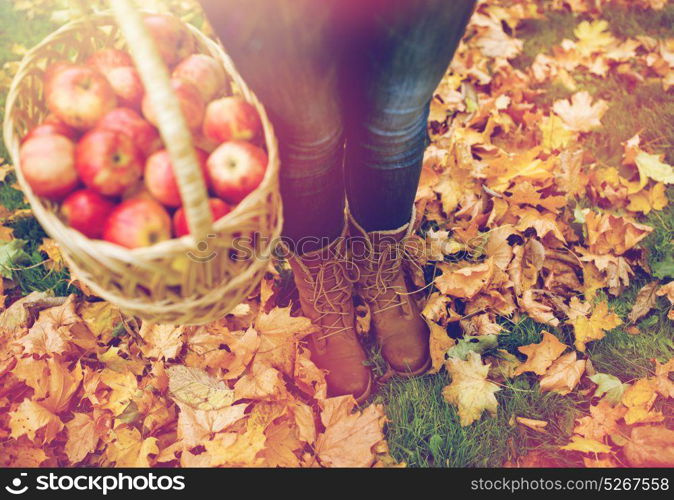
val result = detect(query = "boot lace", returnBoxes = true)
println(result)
[359,238,423,315]
[302,255,358,343]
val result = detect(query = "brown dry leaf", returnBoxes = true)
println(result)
[624,425,674,467]
[627,281,660,323]
[514,331,568,376]
[519,289,560,327]
[65,413,98,464]
[427,320,455,374]
[78,301,123,343]
[585,211,652,256]
[176,401,248,448]
[656,281,674,320]
[653,357,674,398]
[234,363,287,401]
[261,419,303,467]
[539,352,585,395]
[139,323,184,360]
[204,418,267,467]
[443,352,500,426]
[39,238,65,272]
[516,417,548,433]
[254,306,315,375]
[9,399,63,444]
[315,396,385,467]
[435,258,494,299]
[15,295,79,356]
[573,399,626,441]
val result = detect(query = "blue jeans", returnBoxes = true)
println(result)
[200,0,475,248]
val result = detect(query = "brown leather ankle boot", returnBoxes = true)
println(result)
[287,234,372,402]
[349,211,430,376]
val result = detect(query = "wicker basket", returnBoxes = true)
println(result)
[3,0,282,325]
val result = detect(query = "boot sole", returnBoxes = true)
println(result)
[391,355,432,378]
[354,373,373,405]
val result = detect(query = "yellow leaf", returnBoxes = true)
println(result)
[634,151,674,191]
[435,259,494,299]
[427,320,455,374]
[442,352,500,426]
[105,427,158,467]
[568,300,622,352]
[9,399,63,444]
[39,238,65,272]
[574,20,616,57]
[65,413,98,464]
[561,435,612,454]
[539,114,576,151]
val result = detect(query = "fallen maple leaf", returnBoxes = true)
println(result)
[624,425,674,467]
[139,323,184,360]
[573,399,626,441]
[552,91,608,132]
[443,351,500,426]
[589,372,628,405]
[65,413,99,464]
[315,396,385,467]
[622,378,664,425]
[105,427,158,467]
[539,352,585,395]
[568,300,622,352]
[514,331,568,376]
[9,399,63,444]
[435,259,494,299]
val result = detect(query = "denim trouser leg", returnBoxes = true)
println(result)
[343,0,475,231]
[200,0,346,250]
[199,0,475,242]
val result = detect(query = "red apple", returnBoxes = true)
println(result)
[45,64,117,130]
[103,198,172,249]
[75,128,143,196]
[206,141,267,204]
[173,198,231,237]
[97,108,161,160]
[142,78,204,130]
[86,49,133,73]
[19,134,78,200]
[104,66,144,109]
[172,54,226,101]
[23,116,79,143]
[144,148,209,207]
[202,96,262,143]
[143,14,194,66]
[61,189,116,238]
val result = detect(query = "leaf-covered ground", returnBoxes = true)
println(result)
[0,0,673,468]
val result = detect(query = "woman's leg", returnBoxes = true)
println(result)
[342,0,476,231]
[340,0,475,375]
[200,0,345,250]
[200,0,372,400]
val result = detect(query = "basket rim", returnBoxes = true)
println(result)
[3,10,282,260]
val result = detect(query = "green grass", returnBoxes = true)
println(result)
[375,371,579,467]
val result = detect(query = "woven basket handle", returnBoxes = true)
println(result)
[109,0,213,244]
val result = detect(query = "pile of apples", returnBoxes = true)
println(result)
[19,13,267,249]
